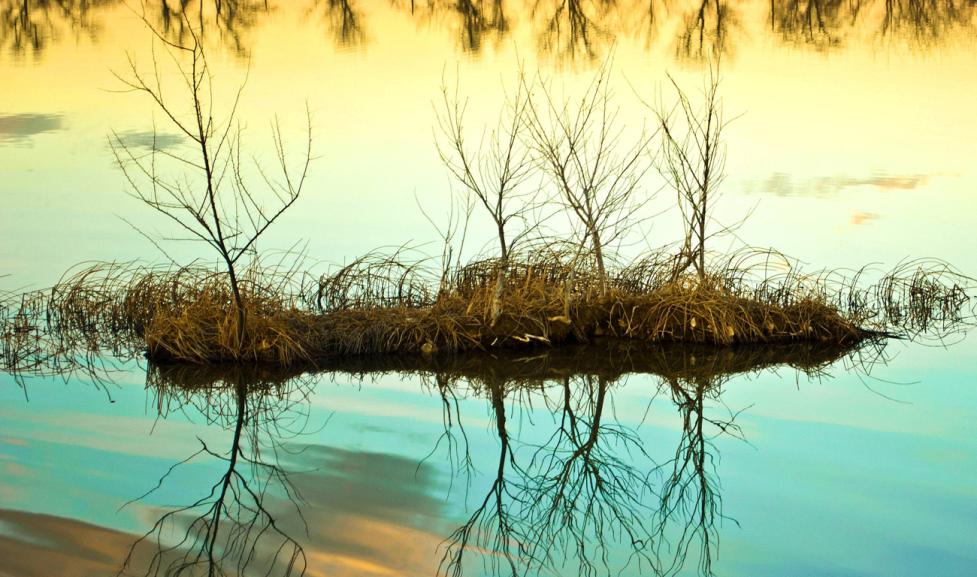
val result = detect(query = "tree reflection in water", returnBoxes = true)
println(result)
[120,365,314,577]
[397,0,509,54]
[0,0,270,59]
[4,335,892,576]
[413,340,881,576]
[0,274,953,577]
[140,0,269,57]
[652,357,746,576]
[0,0,112,58]
[532,0,611,63]
[879,0,975,43]
[769,0,855,48]
[4,0,973,62]
[311,0,364,48]
[675,0,736,62]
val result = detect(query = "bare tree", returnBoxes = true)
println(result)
[435,72,538,264]
[653,65,728,281]
[435,70,543,323]
[524,60,656,285]
[110,6,312,354]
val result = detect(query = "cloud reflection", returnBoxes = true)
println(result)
[0,444,451,577]
[110,130,184,151]
[0,113,64,143]
[752,171,932,196]
[264,445,452,577]
[0,508,140,577]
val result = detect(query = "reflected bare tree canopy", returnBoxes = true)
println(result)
[0,0,111,57]
[417,340,880,576]
[88,339,883,577]
[675,0,736,62]
[120,366,313,577]
[311,0,364,48]
[2,0,974,61]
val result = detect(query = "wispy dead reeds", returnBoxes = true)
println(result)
[2,248,972,370]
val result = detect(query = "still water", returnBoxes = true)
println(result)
[2,340,976,576]
[1,1,976,576]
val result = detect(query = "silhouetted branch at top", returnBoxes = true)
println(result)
[455,0,508,53]
[399,0,508,53]
[147,0,270,57]
[769,0,853,48]
[532,0,611,63]
[880,0,976,42]
[0,0,116,57]
[110,4,313,354]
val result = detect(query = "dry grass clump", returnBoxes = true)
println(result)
[98,264,321,365]
[305,248,436,311]
[1,250,973,369]
[602,277,863,344]
[866,259,973,339]
[142,286,318,365]
[1,263,321,368]
[309,253,599,356]
[311,259,863,357]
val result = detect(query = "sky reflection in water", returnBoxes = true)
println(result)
[1,339,975,576]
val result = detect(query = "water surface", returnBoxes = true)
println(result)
[1,339,976,576]
[1,2,976,576]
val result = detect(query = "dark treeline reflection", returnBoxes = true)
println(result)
[312,0,365,47]
[0,0,269,58]
[0,0,112,58]
[770,0,854,48]
[769,0,977,48]
[149,0,269,56]
[403,0,509,54]
[106,339,881,577]
[2,0,974,60]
